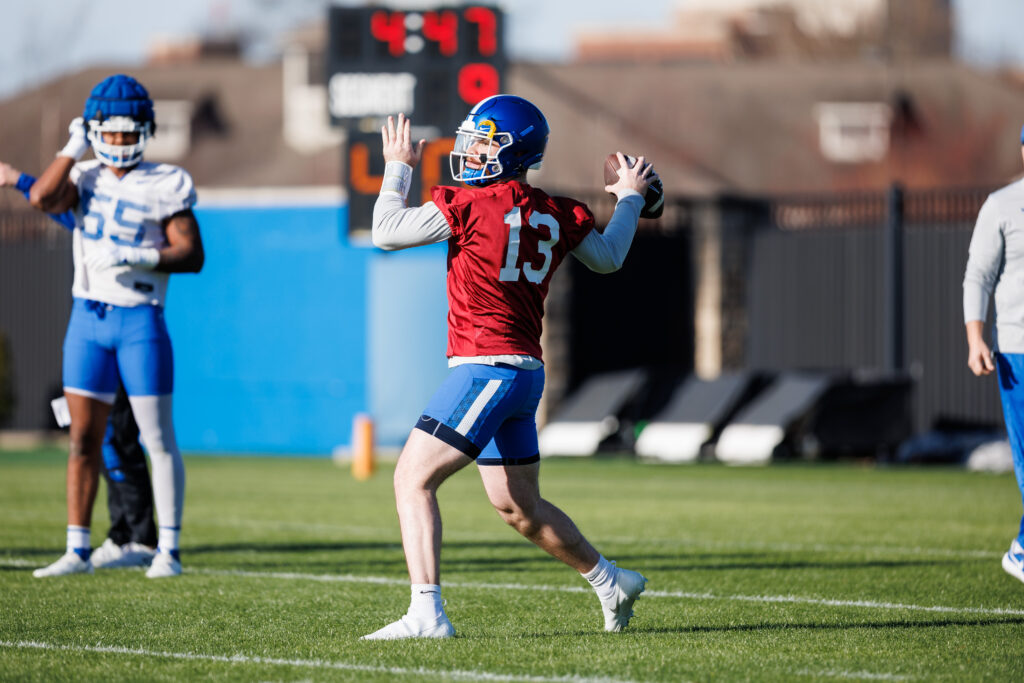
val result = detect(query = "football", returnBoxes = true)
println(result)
[603,153,665,219]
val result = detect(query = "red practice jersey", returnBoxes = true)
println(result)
[431,181,596,360]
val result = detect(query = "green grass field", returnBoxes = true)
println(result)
[2,447,1024,681]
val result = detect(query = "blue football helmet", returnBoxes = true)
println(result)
[450,95,549,186]
[82,74,156,168]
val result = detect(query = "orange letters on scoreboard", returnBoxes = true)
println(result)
[349,137,457,205]
[420,137,455,205]
[349,143,384,195]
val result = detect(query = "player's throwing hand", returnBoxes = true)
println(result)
[382,113,426,168]
[604,152,653,196]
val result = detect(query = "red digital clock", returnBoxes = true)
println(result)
[326,6,505,126]
[326,6,505,233]
[370,7,498,58]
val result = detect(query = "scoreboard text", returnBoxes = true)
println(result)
[327,5,505,232]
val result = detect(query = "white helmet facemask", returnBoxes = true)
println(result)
[87,116,152,168]
[450,119,514,185]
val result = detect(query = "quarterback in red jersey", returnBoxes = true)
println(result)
[433,180,595,359]
[363,96,651,640]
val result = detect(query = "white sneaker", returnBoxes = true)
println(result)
[361,614,455,640]
[145,551,181,579]
[33,551,93,578]
[601,565,648,632]
[91,539,156,569]
[1002,539,1024,585]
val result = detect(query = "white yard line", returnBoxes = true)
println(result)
[0,640,641,683]
[5,558,1022,617]
[799,669,911,681]
[189,567,1024,617]
[1,558,40,568]
[639,588,1024,616]
[0,640,913,683]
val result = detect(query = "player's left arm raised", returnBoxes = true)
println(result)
[372,112,451,250]
[157,209,205,273]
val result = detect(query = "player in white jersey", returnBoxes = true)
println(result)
[2,161,158,568]
[27,74,204,579]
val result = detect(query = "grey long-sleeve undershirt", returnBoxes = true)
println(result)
[963,178,1024,353]
[371,186,645,274]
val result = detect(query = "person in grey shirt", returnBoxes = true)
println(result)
[963,124,1024,586]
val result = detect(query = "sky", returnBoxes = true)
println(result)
[0,0,1022,101]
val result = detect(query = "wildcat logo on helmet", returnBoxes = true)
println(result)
[450,95,549,187]
[82,74,156,168]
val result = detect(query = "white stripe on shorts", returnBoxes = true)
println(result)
[63,387,117,405]
[455,379,502,436]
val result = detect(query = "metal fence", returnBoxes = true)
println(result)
[0,209,72,430]
[748,186,1000,432]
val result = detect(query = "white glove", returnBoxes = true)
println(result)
[85,244,160,270]
[58,117,90,160]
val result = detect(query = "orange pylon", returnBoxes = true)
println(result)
[351,413,376,481]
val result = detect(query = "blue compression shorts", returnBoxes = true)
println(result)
[416,363,545,466]
[63,298,174,401]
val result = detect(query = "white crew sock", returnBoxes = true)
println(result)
[67,525,90,560]
[408,584,445,622]
[582,555,618,602]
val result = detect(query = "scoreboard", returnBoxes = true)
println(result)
[326,6,505,232]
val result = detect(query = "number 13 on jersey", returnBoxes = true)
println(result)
[498,207,560,283]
